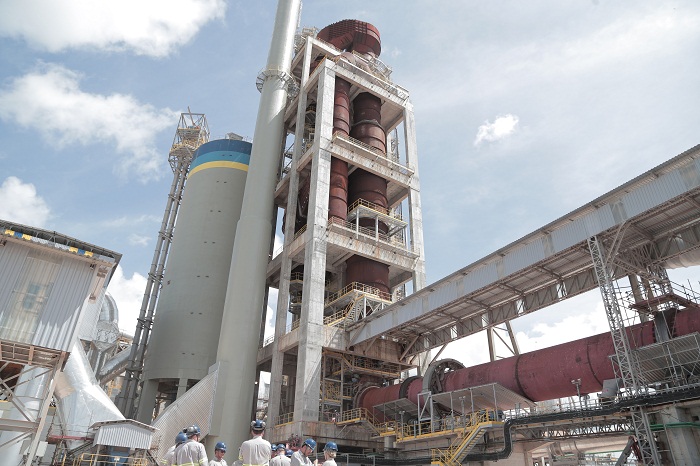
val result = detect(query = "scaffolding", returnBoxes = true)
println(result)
[588,230,700,465]
[116,112,209,418]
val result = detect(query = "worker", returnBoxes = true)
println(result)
[161,432,187,465]
[270,444,285,466]
[174,425,208,466]
[239,419,271,466]
[282,450,293,466]
[321,442,338,466]
[210,441,228,466]
[291,438,317,466]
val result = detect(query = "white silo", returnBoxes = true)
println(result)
[136,137,252,423]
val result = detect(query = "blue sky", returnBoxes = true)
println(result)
[1,1,699,368]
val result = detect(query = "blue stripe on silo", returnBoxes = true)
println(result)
[191,138,252,171]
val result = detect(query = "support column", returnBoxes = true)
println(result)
[293,61,335,423]
[268,37,313,430]
[658,405,700,464]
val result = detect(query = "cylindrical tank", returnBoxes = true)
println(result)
[138,138,251,418]
[357,307,700,414]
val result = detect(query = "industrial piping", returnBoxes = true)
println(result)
[209,0,302,456]
[358,307,700,415]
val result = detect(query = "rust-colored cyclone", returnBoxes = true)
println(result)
[345,255,390,294]
[328,78,351,221]
[357,307,700,412]
[317,19,381,57]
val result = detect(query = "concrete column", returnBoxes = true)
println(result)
[658,405,700,465]
[293,61,335,423]
[135,379,158,424]
[268,37,314,430]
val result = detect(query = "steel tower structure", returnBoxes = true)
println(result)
[255,21,428,447]
[117,112,209,418]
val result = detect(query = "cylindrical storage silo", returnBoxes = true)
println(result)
[137,138,251,421]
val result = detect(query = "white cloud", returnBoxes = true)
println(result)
[128,233,151,247]
[0,176,51,226]
[515,303,609,353]
[0,64,179,181]
[0,0,226,57]
[106,265,148,335]
[474,114,519,146]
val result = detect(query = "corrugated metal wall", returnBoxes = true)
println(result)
[93,422,154,449]
[0,240,102,352]
[150,367,219,457]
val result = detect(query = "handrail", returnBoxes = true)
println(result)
[332,133,414,176]
[274,412,294,426]
[325,281,393,305]
[347,198,404,221]
[327,217,410,251]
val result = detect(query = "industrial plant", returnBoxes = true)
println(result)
[2,1,700,465]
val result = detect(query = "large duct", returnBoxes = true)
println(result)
[54,342,125,450]
[358,307,700,414]
[136,138,251,423]
[210,0,301,455]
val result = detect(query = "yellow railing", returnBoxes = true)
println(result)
[429,410,505,465]
[69,453,154,466]
[325,281,392,306]
[327,217,409,250]
[347,198,403,221]
[323,380,340,402]
[323,297,360,326]
[275,412,294,426]
[337,407,378,426]
[292,224,307,241]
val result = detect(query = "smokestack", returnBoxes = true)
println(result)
[207,0,302,455]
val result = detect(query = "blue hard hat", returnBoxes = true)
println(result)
[215,442,227,452]
[250,419,266,431]
[324,441,338,452]
[271,444,278,451]
[286,449,293,457]
[175,432,187,444]
[277,444,286,451]
[303,438,317,450]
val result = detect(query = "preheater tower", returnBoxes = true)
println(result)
[135,137,252,423]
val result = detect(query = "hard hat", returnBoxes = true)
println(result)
[303,438,317,450]
[271,444,278,451]
[215,441,227,452]
[324,441,338,452]
[286,449,293,457]
[250,419,266,431]
[277,444,286,451]
[175,432,187,444]
[183,425,201,437]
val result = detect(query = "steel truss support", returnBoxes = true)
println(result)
[117,112,209,417]
[587,235,661,465]
[0,345,66,466]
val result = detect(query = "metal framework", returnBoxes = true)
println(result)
[117,112,209,418]
[0,342,66,460]
[588,235,660,464]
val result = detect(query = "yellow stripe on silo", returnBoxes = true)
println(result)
[188,161,249,177]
